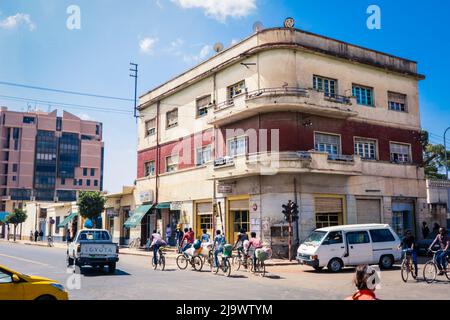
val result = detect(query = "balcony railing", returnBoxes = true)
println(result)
[247,87,309,99]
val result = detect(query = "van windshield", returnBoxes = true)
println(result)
[303,231,327,245]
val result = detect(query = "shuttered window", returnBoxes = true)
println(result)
[166,109,178,129]
[354,138,376,160]
[196,95,211,117]
[196,203,213,216]
[229,199,249,210]
[388,92,407,112]
[315,133,340,155]
[315,197,343,228]
[145,118,156,136]
[390,142,411,164]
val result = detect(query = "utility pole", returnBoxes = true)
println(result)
[444,127,450,179]
[129,63,138,119]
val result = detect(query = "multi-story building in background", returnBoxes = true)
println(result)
[129,24,433,256]
[0,107,104,240]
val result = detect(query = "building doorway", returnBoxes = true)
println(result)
[392,200,415,237]
[227,198,250,243]
[196,202,213,241]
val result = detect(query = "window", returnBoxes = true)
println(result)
[58,132,80,179]
[346,231,370,244]
[0,269,13,284]
[61,178,65,185]
[145,161,156,176]
[228,81,246,100]
[315,133,340,155]
[166,109,178,129]
[196,146,212,166]
[78,179,83,186]
[166,155,178,173]
[87,180,91,187]
[83,168,87,176]
[90,168,95,176]
[96,124,101,135]
[227,136,247,157]
[94,180,98,187]
[81,135,93,141]
[313,75,337,97]
[388,92,407,112]
[354,138,377,160]
[12,176,16,182]
[369,229,396,243]
[12,164,17,173]
[390,142,411,164]
[23,116,35,124]
[325,231,343,244]
[56,117,62,131]
[73,179,77,186]
[352,85,374,106]
[145,118,156,136]
[196,95,211,117]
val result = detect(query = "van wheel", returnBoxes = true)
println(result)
[327,258,343,273]
[379,255,394,269]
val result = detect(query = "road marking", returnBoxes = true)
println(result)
[0,253,49,266]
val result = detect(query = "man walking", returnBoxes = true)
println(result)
[34,230,39,242]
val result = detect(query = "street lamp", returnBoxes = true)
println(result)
[445,127,450,179]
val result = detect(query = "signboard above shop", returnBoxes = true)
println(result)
[218,184,233,194]
[170,202,182,211]
[139,190,154,204]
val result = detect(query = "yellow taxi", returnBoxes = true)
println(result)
[0,265,69,300]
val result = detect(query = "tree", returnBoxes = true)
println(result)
[77,191,106,228]
[6,208,27,242]
[421,130,450,179]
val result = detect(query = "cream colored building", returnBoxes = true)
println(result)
[134,25,432,256]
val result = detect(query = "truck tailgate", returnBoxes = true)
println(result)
[80,243,117,257]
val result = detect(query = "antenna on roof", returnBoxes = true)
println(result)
[213,42,224,53]
[252,21,264,33]
[284,17,295,29]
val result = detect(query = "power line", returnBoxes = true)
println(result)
[0,80,134,102]
[0,94,133,115]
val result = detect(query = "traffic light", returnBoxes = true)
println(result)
[282,203,290,221]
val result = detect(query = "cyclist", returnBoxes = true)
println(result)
[181,228,194,256]
[150,230,166,266]
[233,228,248,259]
[201,229,211,243]
[428,227,450,275]
[398,230,418,275]
[213,230,226,268]
[248,232,263,267]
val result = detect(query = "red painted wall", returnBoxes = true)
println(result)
[137,113,423,179]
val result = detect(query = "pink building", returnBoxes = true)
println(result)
[0,107,104,210]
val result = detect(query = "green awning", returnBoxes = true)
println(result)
[0,212,9,223]
[155,202,171,209]
[57,212,78,228]
[124,204,153,228]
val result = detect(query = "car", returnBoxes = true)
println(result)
[297,224,402,272]
[0,265,68,300]
[67,229,119,273]
[416,233,440,256]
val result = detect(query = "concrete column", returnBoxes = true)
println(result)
[382,197,392,225]
[298,193,315,241]
[346,195,357,224]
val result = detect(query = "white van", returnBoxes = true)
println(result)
[297,224,402,272]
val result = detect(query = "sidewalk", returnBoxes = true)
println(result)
[1,239,299,266]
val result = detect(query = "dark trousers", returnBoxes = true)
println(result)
[153,244,161,265]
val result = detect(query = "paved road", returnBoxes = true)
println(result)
[0,242,449,300]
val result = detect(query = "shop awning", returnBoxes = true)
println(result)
[124,204,153,228]
[155,202,171,209]
[0,212,9,224]
[57,212,78,228]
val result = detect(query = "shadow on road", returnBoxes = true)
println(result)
[80,267,131,277]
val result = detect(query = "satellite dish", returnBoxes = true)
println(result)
[213,42,224,53]
[253,21,264,33]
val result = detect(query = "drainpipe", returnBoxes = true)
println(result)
[155,100,161,231]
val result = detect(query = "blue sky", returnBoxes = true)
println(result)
[0,0,449,192]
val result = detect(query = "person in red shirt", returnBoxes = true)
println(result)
[346,265,379,300]
[181,228,195,255]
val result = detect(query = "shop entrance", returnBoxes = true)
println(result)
[392,200,415,237]
[196,202,213,240]
[227,198,250,243]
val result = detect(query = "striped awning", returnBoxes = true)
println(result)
[0,212,9,223]
[124,204,153,228]
[57,212,78,228]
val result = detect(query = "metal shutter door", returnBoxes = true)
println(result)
[356,199,381,224]
[315,197,343,213]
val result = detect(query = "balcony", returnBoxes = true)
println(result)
[209,151,362,181]
[208,87,358,126]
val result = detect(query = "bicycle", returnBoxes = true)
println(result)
[213,252,232,277]
[47,236,54,247]
[232,249,253,273]
[176,250,203,271]
[128,237,141,249]
[151,246,166,271]
[423,250,450,283]
[400,249,417,282]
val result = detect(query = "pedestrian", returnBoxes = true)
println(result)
[345,265,379,300]
[66,229,71,243]
[422,221,430,239]
[29,231,33,242]
[165,224,172,245]
[34,230,39,242]
[39,230,43,241]
[433,223,440,236]
[176,225,184,253]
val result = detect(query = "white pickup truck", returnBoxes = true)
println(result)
[67,229,119,273]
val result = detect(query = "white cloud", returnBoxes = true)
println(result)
[0,13,36,31]
[155,0,164,9]
[165,39,212,64]
[171,0,256,22]
[78,113,92,121]
[182,44,212,64]
[230,39,239,46]
[139,37,158,54]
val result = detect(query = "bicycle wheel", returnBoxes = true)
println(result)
[246,257,254,273]
[160,254,166,271]
[224,259,232,277]
[152,257,158,270]
[260,261,266,277]
[423,261,437,284]
[234,257,242,271]
[176,255,188,270]
[193,256,203,271]
[410,257,417,280]
[400,259,409,283]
